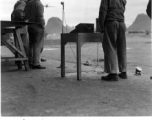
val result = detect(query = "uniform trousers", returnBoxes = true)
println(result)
[28,25,44,66]
[102,21,127,73]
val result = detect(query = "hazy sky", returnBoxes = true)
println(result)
[0,0,150,27]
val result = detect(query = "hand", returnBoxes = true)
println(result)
[38,23,45,29]
[99,24,104,33]
[98,20,104,33]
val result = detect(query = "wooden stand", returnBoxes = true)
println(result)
[61,33,103,81]
[1,21,35,71]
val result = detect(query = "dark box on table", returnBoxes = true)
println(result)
[70,23,94,33]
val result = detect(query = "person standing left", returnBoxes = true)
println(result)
[11,0,30,57]
[24,0,46,69]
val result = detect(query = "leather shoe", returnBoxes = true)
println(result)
[32,65,46,69]
[41,58,46,62]
[101,74,119,81]
[118,72,127,79]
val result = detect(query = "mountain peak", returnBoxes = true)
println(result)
[127,13,151,32]
[45,17,74,34]
[47,17,62,24]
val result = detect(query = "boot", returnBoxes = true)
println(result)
[101,74,119,81]
[118,72,127,79]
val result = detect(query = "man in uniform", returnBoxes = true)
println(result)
[11,0,29,57]
[24,0,46,69]
[98,0,127,81]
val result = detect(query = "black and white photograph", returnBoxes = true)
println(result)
[0,0,152,118]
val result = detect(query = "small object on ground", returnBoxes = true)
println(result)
[135,66,142,76]
[32,65,46,69]
[150,76,152,79]
[83,60,92,66]
[41,58,47,62]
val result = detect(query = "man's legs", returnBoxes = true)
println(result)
[32,29,45,67]
[103,21,119,73]
[28,26,45,69]
[101,21,119,81]
[117,22,127,79]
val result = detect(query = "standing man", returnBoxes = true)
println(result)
[98,0,127,81]
[11,0,29,57]
[24,0,46,69]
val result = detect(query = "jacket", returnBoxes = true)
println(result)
[24,0,45,29]
[146,0,151,19]
[99,0,126,31]
[14,0,26,11]
[11,0,26,21]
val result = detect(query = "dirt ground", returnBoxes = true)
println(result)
[1,34,152,116]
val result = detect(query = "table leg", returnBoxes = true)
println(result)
[16,28,30,70]
[24,60,30,71]
[77,38,81,81]
[61,42,65,77]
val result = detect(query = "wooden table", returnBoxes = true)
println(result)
[61,33,103,81]
[1,21,35,70]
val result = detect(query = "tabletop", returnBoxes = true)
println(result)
[1,20,37,29]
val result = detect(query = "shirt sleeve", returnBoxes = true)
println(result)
[37,2,45,28]
[98,0,108,28]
